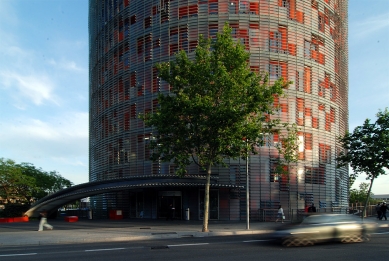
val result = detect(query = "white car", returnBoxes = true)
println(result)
[271,214,377,247]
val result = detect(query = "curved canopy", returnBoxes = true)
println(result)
[25,175,243,217]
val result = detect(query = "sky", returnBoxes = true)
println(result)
[0,0,388,194]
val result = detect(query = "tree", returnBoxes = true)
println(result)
[337,108,389,217]
[18,163,73,200]
[142,24,293,232]
[274,124,300,171]
[349,182,375,205]
[0,158,73,205]
[272,124,300,208]
[0,158,37,204]
[45,170,73,193]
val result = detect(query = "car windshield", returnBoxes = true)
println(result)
[301,214,358,225]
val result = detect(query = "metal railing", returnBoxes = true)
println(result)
[259,206,378,223]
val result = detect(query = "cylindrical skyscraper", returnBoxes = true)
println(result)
[89,0,348,220]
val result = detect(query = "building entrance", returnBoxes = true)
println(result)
[158,191,182,220]
[129,191,144,218]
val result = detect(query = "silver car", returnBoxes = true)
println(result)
[271,214,377,247]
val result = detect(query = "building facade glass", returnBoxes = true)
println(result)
[89,0,348,220]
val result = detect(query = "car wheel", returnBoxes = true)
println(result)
[362,233,371,242]
[282,236,314,247]
[282,237,299,247]
[301,237,315,246]
[341,234,363,243]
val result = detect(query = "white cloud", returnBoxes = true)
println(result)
[0,1,89,185]
[0,31,60,108]
[0,111,89,184]
[52,157,88,168]
[352,12,389,39]
[0,71,58,106]
[0,111,88,156]
[3,45,29,59]
[352,173,389,195]
[0,14,85,108]
[62,61,85,72]
[47,59,85,72]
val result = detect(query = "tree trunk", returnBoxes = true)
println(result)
[287,163,290,222]
[362,177,375,218]
[202,164,211,232]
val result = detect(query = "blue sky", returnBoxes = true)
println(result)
[0,0,388,194]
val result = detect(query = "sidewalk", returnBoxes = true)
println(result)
[0,219,282,246]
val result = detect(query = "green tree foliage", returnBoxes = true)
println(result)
[274,124,300,171]
[272,124,300,193]
[0,158,73,205]
[337,108,389,216]
[19,163,73,200]
[0,158,36,204]
[349,175,356,188]
[349,182,375,204]
[143,24,294,232]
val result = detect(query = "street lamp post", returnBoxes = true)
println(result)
[246,139,250,230]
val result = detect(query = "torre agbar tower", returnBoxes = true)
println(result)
[89,0,348,220]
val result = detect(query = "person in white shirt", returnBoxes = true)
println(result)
[275,205,284,223]
[38,210,53,231]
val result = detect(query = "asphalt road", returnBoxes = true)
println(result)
[1,232,388,261]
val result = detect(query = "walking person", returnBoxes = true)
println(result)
[275,205,284,223]
[308,203,317,213]
[38,210,53,231]
[376,203,382,219]
[379,203,388,221]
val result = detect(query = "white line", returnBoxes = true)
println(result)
[85,248,126,252]
[0,253,37,257]
[243,240,270,243]
[373,232,389,235]
[168,243,209,247]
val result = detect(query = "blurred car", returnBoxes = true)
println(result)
[271,214,377,247]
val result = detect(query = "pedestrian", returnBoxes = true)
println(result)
[38,210,53,231]
[379,203,388,221]
[275,205,284,223]
[308,203,317,212]
[376,203,382,219]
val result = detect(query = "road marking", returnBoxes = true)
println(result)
[243,240,270,243]
[85,248,126,252]
[373,232,389,235]
[0,253,37,257]
[168,243,209,247]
